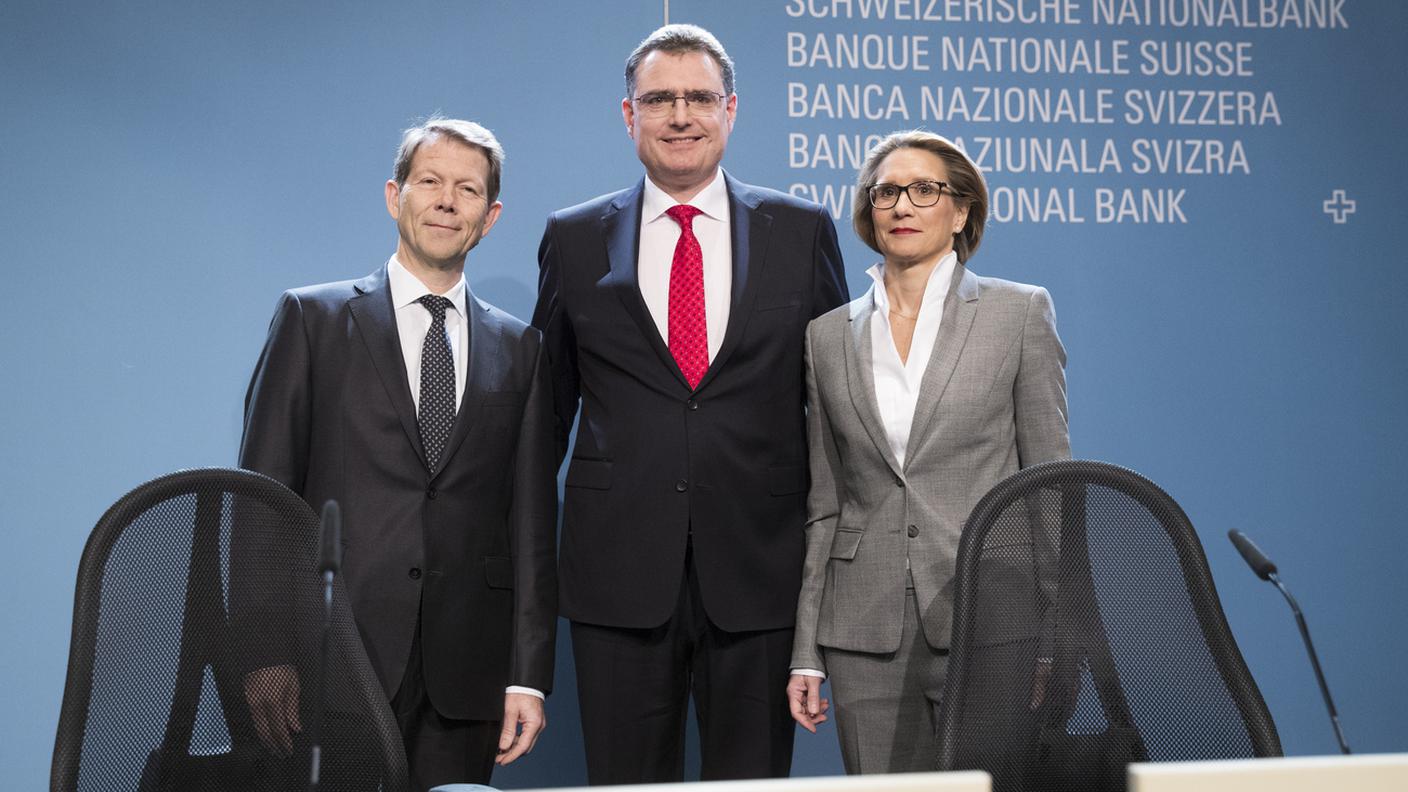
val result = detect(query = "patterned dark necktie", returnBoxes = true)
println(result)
[666,204,708,389]
[416,294,456,471]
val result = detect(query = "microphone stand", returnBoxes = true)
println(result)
[1263,571,1351,755]
[1228,530,1350,755]
[310,501,342,790]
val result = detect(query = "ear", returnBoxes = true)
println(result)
[724,92,737,132]
[953,202,970,235]
[385,179,401,221]
[481,201,503,237]
[622,96,635,137]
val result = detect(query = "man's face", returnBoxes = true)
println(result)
[384,135,502,273]
[623,49,736,201]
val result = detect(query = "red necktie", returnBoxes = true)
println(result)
[666,204,708,389]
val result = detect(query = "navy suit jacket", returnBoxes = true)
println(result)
[239,265,557,721]
[532,173,848,631]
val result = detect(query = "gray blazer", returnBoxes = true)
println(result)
[790,262,1069,673]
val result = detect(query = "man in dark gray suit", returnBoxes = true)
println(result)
[239,118,557,791]
[532,25,848,784]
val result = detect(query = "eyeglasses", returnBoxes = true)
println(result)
[632,90,729,118]
[867,181,949,209]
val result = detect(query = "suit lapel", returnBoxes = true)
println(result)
[904,264,980,470]
[693,172,769,392]
[600,181,689,389]
[432,287,499,480]
[844,286,904,481]
[347,266,426,468]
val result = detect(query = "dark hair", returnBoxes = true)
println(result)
[392,116,505,204]
[625,24,735,98]
[853,131,987,264]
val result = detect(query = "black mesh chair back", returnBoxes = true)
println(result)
[52,468,408,792]
[935,460,1280,792]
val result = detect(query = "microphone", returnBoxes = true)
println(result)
[1227,529,1350,754]
[1228,528,1276,580]
[319,500,342,576]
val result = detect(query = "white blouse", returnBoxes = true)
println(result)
[866,252,957,469]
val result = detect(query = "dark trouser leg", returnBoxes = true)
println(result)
[570,615,689,784]
[690,558,795,780]
[391,619,499,792]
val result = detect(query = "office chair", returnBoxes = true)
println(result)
[51,467,408,791]
[935,460,1280,792]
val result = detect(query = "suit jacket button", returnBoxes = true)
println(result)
[907,524,919,538]
[408,567,422,580]
[426,487,437,499]
[675,479,689,492]
[687,400,699,411]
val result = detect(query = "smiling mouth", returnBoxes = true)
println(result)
[663,136,704,145]
[890,228,920,234]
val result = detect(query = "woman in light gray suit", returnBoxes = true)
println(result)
[786,131,1070,773]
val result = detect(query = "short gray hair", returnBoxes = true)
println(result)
[392,116,505,204]
[625,24,735,98]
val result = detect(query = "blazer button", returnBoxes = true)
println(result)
[408,567,422,580]
[907,524,919,538]
[687,400,699,411]
[426,487,437,499]
[675,479,689,492]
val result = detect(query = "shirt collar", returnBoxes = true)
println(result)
[642,168,728,224]
[867,251,958,314]
[388,255,468,316]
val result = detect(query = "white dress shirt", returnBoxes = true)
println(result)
[388,256,469,412]
[387,256,544,701]
[867,253,956,469]
[638,169,732,361]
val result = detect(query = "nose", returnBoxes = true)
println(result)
[668,96,692,126]
[434,183,457,212]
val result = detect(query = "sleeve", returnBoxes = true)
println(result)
[1013,286,1070,467]
[230,291,314,675]
[238,291,313,493]
[789,323,845,675]
[809,205,850,320]
[508,334,559,693]
[1013,286,1070,658]
[530,214,581,468]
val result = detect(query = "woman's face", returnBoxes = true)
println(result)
[870,147,969,268]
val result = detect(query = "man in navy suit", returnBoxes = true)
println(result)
[532,25,848,784]
[240,118,557,791]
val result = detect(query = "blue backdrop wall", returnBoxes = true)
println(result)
[3,1,1405,788]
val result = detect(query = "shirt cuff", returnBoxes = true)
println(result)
[791,668,826,680]
[505,686,545,700]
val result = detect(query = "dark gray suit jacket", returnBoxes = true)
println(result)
[533,173,848,631]
[239,265,557,721]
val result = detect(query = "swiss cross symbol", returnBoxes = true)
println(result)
[1322,190,1356,224]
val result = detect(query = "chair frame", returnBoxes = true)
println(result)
[936,460,1281,779]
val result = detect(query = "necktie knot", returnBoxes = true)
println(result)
[666,204,703,230]
[417,294,453,321]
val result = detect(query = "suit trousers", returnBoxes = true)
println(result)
[824,585,949,774]
[390,617,499,792]
[570,546,795,784]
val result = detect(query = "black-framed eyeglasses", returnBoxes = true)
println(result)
[867,181,949,209]
[632,90,729,117]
